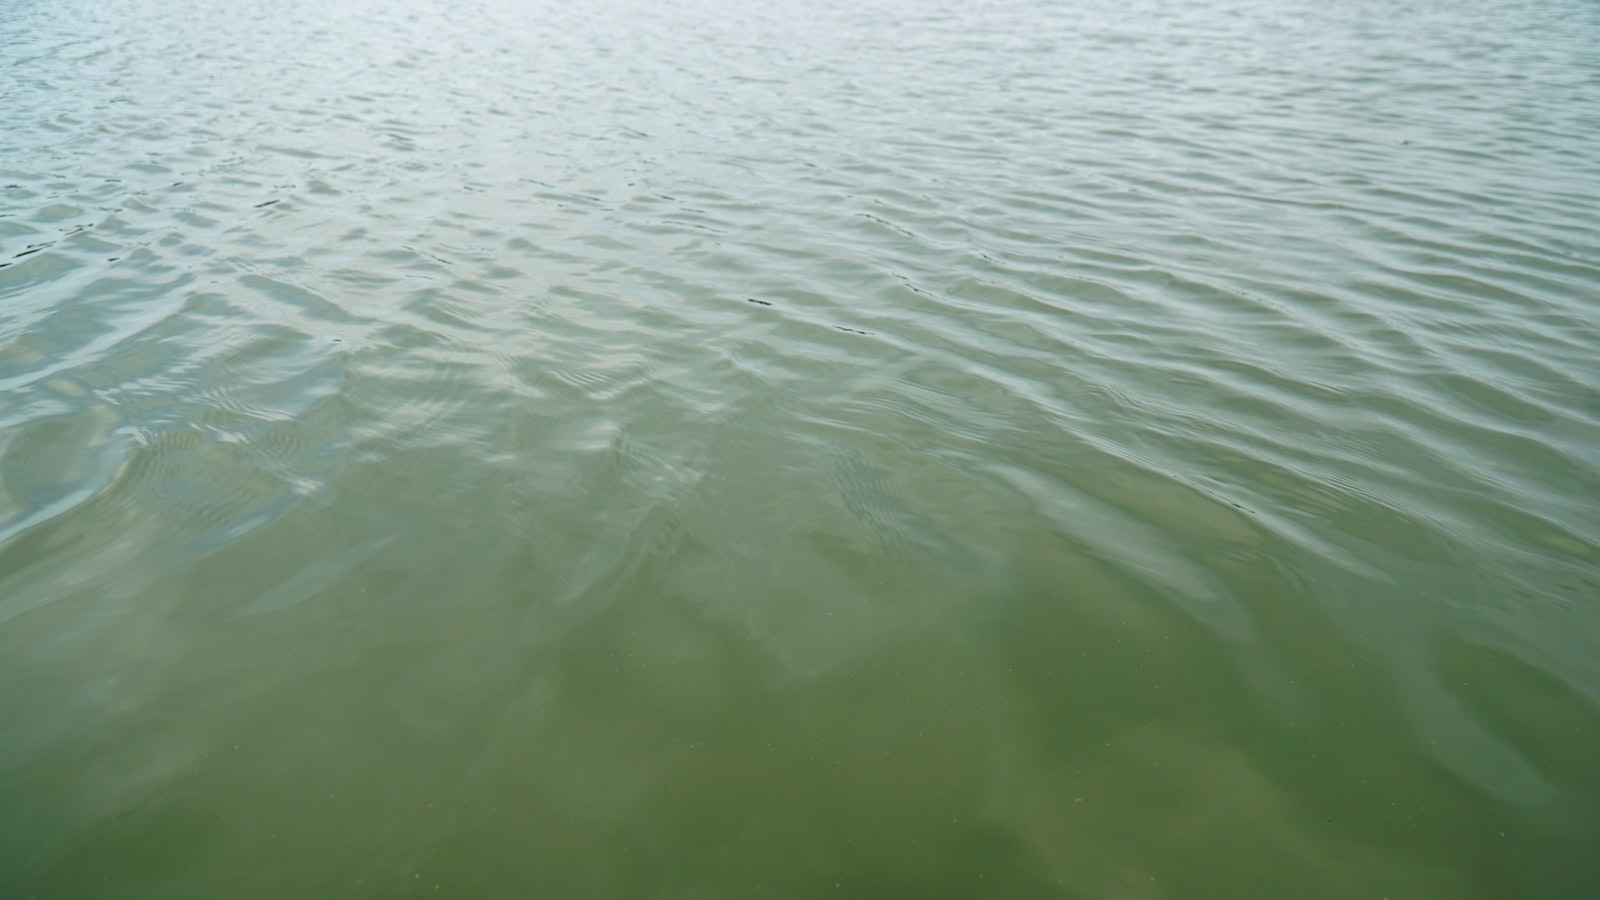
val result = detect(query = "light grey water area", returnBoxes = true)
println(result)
[3,0,1600,895]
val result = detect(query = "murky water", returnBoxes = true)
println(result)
[3,0,1599,895]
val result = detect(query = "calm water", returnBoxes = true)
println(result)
[3,0,1599,895]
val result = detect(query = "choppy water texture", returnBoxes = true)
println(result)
[3,0,1599,895]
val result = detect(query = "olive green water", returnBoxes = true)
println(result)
[3,0,1599,896]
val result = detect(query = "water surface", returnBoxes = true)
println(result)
[3,0,1599,895]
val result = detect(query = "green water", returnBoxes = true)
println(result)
[3,0,1599,895]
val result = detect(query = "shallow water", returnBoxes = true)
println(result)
[3,0,1599,895]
